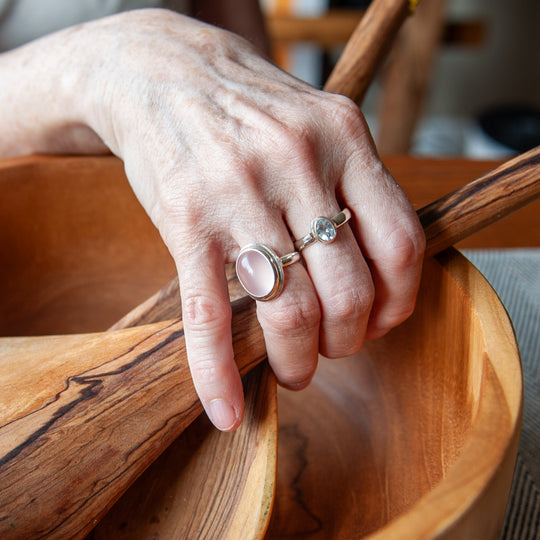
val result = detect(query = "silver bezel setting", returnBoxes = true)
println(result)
[311,216,337,244]
[236,243,284,301]
[294,208,352,252]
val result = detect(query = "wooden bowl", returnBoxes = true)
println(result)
[0,155,522,539]
[266,250,522,539]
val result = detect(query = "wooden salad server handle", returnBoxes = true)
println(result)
[113,144,540,329]
[0,296,264,539]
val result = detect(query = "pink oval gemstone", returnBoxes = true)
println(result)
[236,248,276,298]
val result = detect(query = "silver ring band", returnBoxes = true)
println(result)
[294,209,351,252]
[280,251,301,267]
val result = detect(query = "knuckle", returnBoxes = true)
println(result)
[182,292,231,332]
[327,94,368,138]
[189,358,224,388]
[378,301,417,330]
[385,224,426,270]
[270,349,318,389]
[262,297,321,338]
[327,285,374,325]
[272,122,315,163]
[278,363,316,390]
[394,302,416,323]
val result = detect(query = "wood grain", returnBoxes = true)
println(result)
[324,0,411,104]
[0,7,438,534]
[266,252,521,539]
[0,296,266,539]
[384,155,540,247]
[109,264,243,331]
[418,145,540,255]
[0,157,275,540]
[93,146,537,538]
[88,363,277,540]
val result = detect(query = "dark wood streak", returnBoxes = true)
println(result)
[419,152,540,223]
[0,377,102,469]
[419,146,540,255]
[0,323,185,467]
[0,293,265,539]
[39,406,201,540]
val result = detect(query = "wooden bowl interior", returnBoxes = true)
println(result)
[0,156,522,539]
[267,252,521,539]
[0,156,176,336]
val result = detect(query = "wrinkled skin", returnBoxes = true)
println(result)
[0,8,425,431]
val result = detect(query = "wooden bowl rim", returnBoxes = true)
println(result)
[365,250,523,539]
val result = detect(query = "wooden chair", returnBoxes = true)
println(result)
[265,1,486,153]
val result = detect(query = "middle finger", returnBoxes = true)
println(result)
[286,201,374,358]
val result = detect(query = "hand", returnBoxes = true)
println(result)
[1,9,425,431]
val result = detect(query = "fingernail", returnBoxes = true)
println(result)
[208,399,238,431]
[281,376,313,391]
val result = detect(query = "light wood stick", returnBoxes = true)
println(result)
[324,0,412,103]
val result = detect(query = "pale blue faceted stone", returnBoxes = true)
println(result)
[314,217,336,243]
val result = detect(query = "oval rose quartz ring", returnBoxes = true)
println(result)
[236,243,301,301]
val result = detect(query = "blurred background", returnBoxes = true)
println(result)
[260,0,540,159]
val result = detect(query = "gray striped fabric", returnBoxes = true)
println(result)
[463,249,540,540]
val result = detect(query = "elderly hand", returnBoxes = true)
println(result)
[0,9,425,431]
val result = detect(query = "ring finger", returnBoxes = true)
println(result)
[287,203,374,358]
[233,211,321,390]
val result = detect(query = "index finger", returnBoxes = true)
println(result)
[177,245,244,432]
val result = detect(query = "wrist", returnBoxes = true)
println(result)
[0,25,108,157]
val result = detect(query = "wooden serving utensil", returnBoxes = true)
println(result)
[0,146,538,539]
[107,144,540,329]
